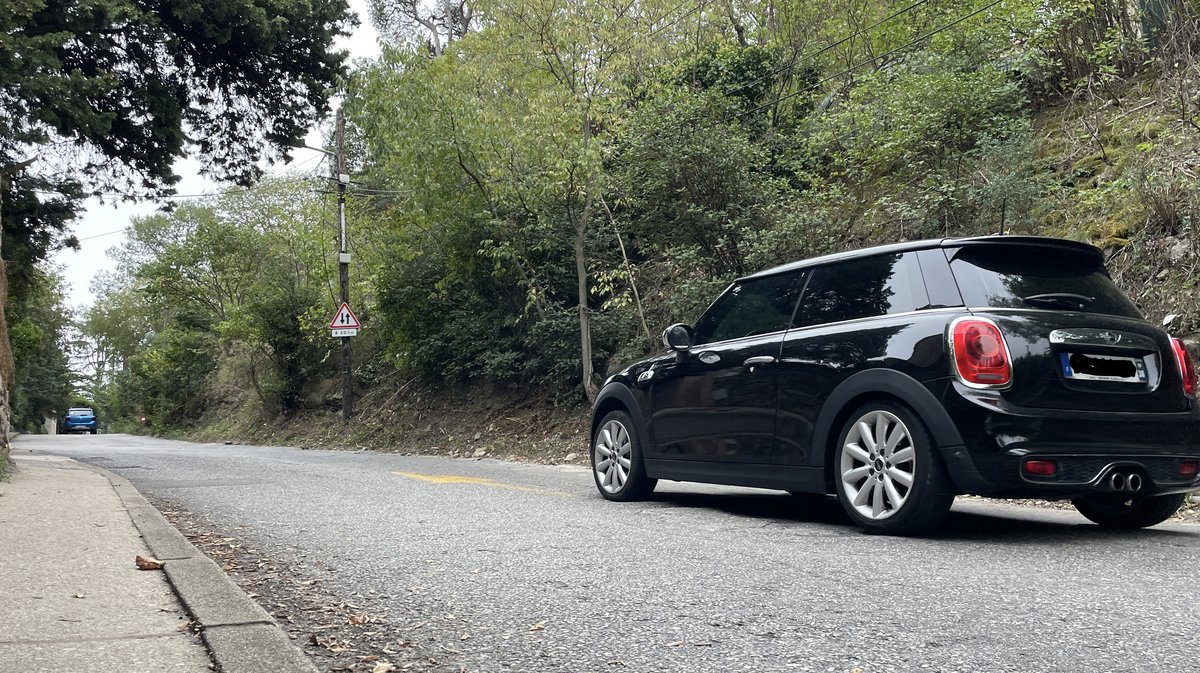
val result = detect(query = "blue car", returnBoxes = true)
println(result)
[63,408,98,434]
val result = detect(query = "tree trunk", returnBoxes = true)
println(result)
[575,114,598,402]
[0,169,15,465]
[600,196,652,345]
[575,214,596,401]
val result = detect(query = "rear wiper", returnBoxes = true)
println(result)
[1022,293,1094,311]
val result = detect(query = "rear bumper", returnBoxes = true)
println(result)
[63,421,97,432]
[938,381,1200,498]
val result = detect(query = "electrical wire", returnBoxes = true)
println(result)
[75,228,129,242]
[715,0,934,100]
[710,0,1007,128]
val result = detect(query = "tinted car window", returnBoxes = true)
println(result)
[793,253,927,328]
[949,247,1141,319]
[693,272,804,344]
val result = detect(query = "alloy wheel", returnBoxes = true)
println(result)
[594,419,633,494]
[840,410,916,521]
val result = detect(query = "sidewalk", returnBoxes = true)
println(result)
[0,451,317,673]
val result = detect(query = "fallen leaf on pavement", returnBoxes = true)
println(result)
[348,613,367,625]
[73,593,85,599]
[666,641,685,647]
[528,621,546,632]
[135,555,164,570]
[371,662,396,673]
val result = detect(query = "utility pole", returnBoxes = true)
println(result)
[336,108,352,423]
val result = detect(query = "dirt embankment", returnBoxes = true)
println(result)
[187,381,593,466]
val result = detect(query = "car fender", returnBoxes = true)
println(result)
[591,381,653,448]
[811,369,964,471]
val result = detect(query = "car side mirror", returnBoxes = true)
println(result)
[662,323,694,352]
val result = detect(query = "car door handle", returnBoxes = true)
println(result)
[743,356,776,366]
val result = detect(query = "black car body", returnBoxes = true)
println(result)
[589,236,1200,534]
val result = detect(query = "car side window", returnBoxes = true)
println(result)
[693,272,805,345]
[793,253,928,329]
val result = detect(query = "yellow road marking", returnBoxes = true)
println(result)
[392,471,573,497]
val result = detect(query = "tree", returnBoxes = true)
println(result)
[7,267,73,432]
[0,0,354,292]
[2,0,352,191]
[0,0,353,447]
[370,0,475,55]
[88,177,338,420]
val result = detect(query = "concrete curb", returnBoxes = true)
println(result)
[79,461,319,673]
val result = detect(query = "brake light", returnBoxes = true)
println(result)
[951,319,1012,387]
[1171,338,1196,396]
[1180,460,1199,477]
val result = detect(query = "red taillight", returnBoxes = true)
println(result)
[1180,460,1199,477]
[952,319,1012,387]
[1171,338,1196,396]
[1023,459,1057,476]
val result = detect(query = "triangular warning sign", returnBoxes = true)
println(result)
[329,302,361,329]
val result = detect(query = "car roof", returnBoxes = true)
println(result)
[740,235,1104,282]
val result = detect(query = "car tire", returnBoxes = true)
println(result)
[833,401,954,535]
[591,410,656,502]
[1071,492,1186,529]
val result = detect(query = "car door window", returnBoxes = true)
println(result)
[793,253,928,328]
[693,272,805,345]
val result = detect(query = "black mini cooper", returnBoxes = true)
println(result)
[589,236,1200,535]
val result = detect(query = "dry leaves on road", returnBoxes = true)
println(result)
[135,555,164,570]
[528,621,545,632]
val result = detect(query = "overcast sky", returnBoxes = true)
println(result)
[52,0,382,309]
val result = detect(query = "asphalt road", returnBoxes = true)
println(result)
[21,433,1200,673]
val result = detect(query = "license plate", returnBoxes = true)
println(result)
[1060,352,1148,383]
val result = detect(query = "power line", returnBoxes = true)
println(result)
[33,174,325,202]
[640,0,705,43]
[713,0,1006,128]
[347,186,412,196]
[716,0,934,100]
[75,228,128,242]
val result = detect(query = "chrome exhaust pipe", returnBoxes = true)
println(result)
[1127,473,1143,493]
[1110,473,1126,491]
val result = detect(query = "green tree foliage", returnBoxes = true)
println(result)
[2,0,352,189]
[74,0,1200,429]
[84,178,338,424]
[7,267,73,431]
[3,0,354,437]
[1,0,352,295]
[338,0,1200,396]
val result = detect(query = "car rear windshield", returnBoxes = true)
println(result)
[68,408,93,416]
[948,247,1142,319]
